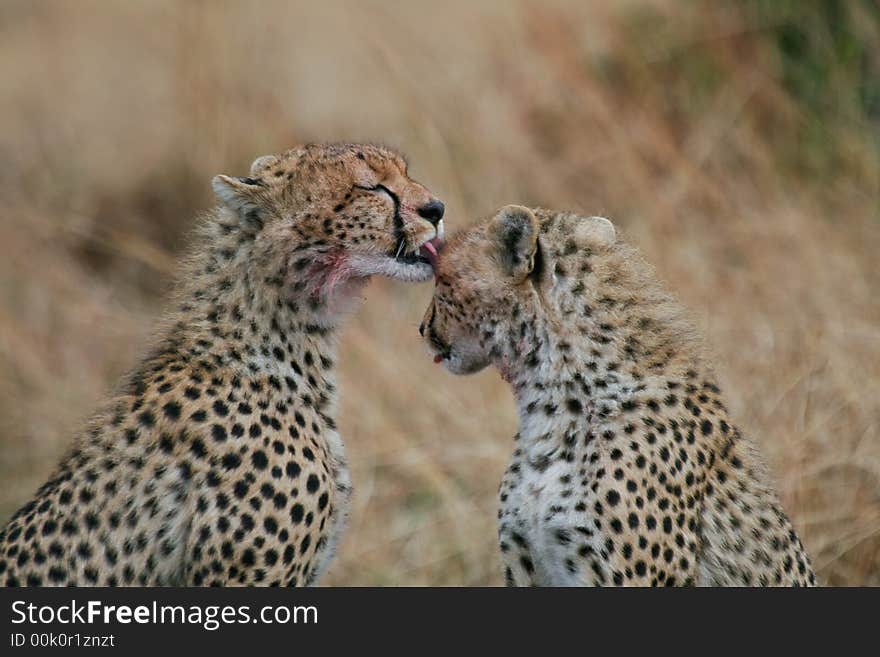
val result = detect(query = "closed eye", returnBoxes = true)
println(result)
[354,184,401,235]
[354,183,397,203]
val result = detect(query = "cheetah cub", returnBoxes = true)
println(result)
[421,205,815,586]
[0,143,445,586]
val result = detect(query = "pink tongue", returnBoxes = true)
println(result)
[421,240,439,270]
[433,354,444,364]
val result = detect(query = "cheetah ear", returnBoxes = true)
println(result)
[490,205,539,282]
[212,174,267,233]
[573,215,616,247]
[249,154,279,176]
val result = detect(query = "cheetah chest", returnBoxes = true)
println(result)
[498,449,587,586]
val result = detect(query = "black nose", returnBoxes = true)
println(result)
[417,199,445,225]
[418,322,425,337]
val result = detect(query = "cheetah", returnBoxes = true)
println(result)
[0,143,445,586]
[420,205,816,586]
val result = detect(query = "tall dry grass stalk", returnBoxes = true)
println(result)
[0,0,877,585]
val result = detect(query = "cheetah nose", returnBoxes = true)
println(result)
[417,199,445,226]
[418,321,426,337]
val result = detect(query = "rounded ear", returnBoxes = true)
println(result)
[573,215,616,247]
[249,154,279,176]
[489,205,539,282]
[211,174,267,233]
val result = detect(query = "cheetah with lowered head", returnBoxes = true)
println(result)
[0,143,445,586]
[420,205,815,586]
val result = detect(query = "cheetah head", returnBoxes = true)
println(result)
[212,143,445,296]
[420,204,616,376]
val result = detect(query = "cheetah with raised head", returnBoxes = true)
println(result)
[421,205,816,586]
[0,143,445,586]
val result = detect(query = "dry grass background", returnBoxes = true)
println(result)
[0,0,878,585]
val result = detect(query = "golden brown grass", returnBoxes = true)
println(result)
[0,0,877,585]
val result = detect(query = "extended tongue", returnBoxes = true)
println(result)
[421,240,439,270]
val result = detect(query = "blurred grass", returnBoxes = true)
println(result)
[0,0,877,585]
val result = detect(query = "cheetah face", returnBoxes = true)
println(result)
[213,143,445,289]
[422,205,619,376]
[420,205,544,375]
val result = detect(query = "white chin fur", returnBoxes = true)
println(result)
[347,253,433,283]
[441,350,489,376]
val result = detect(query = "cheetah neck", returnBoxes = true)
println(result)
[496,290,704,450]
[161,209,352,381]
[505,332,637,448]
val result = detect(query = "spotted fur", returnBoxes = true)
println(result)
[421,205,816,587]
[0,143,444,586]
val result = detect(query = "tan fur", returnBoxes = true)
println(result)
[0,143,444,586]
[421,206,816,586]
